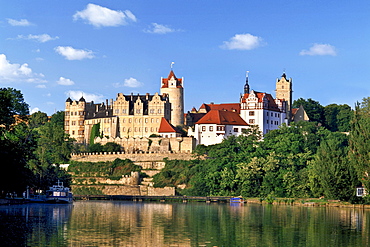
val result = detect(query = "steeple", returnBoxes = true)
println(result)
[244,71,250,94]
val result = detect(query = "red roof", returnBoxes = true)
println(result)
[161,70,183,88]
[158,117,178,133]
[196,110,248,126]
[241,91,280,111]
[198,103,241,114]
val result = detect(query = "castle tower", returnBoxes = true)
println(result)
[160,70,184,126]
[244,71,250,94]
[64,96,86,143]
[275,72,293,121]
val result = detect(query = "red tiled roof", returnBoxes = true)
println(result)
[196,110,248,126]
[241,91,280,111]
[161,70,183,88]
[158,117,178,133]
[198,103,241,114]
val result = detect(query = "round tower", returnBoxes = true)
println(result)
[160,70,184,126]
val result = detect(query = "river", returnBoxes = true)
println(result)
[0,201,368,246]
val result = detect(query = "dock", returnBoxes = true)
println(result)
[74,195,233,203]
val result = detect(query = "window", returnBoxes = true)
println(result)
[78,130,84,135]
[115,109,119,114]
[249,119,255,124]
[234,128,238,132]
[65,121,69,126]
[145,118,148,123]
[65,111,70,116]
[122,127,125,132]
[145,127,148,132]
[217,126,224,131]
[150,109,154,114]
[202,126,206,131]
[266,120,269,124]
[136,109,141,114]
[249,111,255,116]
[79,121,84,126]
[209,126,213,131]
[122,109,126,114]
[129,118,132,123]
[158,109,161,114]
[72,131,75,135]
[71,121,76,126]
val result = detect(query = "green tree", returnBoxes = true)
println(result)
[324,104,353,132]
[29,111,48,129]
[0,88,29,129]
[103,142,122,152]
[349,100,370,197]
[293,98,324,124]
[309,132,357,201]
[28,111,73,190]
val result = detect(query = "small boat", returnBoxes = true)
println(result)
[230,197,245,204]
[45,181,73,203]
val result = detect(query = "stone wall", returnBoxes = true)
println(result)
[70,151,196,162]
[94,136,196,153]
[72,185,175,196]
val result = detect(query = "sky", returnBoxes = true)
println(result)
[1,1,370,115]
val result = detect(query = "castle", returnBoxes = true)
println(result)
[64,70,184,144]
[65,68,302,148]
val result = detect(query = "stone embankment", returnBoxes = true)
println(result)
[70,151,197,162]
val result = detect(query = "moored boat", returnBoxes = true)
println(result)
[230,197,245,204]
[46,181,73,203]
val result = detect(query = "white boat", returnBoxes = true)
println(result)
[45,181,73,203]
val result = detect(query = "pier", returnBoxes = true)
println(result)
[74,195,232,203]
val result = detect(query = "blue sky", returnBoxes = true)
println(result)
[1,1,370,115]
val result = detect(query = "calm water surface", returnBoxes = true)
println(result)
[0,201,368,246]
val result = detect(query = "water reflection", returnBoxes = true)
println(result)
[0,202,368,246]
[0,203,72,246]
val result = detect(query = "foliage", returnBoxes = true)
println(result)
[90,123,101,144]
[103,142,121,152]
[309,132,357,201]
[29,111,48,129]
[0,88,29,130]
[69,158,140,178]
[349,100,370,194]
[324,104,353,132]
[293,98,324,124]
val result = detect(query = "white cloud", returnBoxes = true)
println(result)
[221,33,264,50]
[16,34,59,43]
[299,43,337,56]
[55,46,94,60]
[66,90,104,103]
[144,23,177,34]
[114,77,144,87]
[36,84,46,88]
[0,54,46,83]
[30,107,40,114]
[7,18,33,26]
[73,3,136,27]
[57,77,75,86]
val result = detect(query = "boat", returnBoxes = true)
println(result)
[45,181,73,203]
[230,197,245,204]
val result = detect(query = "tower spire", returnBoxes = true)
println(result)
[244,71,250,94]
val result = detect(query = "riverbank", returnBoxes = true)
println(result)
[246,198,370,208]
